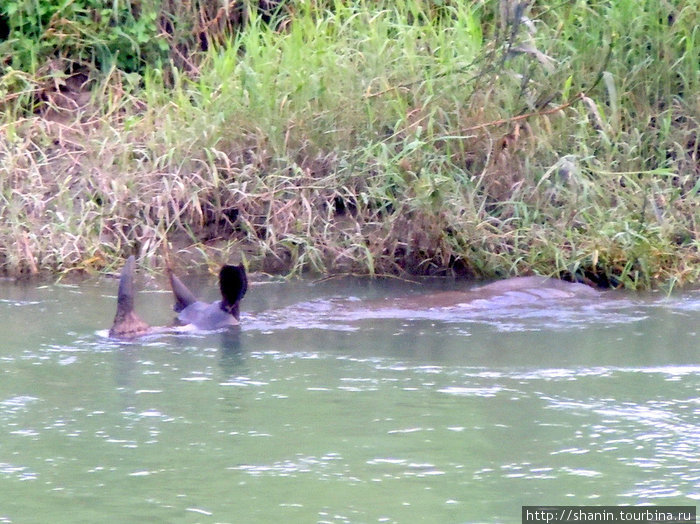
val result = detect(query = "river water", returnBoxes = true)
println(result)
[1,274,698,523]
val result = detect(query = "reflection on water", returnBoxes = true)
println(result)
[0,277,698,522]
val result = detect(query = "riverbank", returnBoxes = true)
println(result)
[1,1,697,288]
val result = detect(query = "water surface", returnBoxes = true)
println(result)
[1,275,699,523]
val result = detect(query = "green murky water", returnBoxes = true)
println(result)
[1,275,699,523]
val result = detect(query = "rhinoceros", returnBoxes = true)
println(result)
[109,256,247,339]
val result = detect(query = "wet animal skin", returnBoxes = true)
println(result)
[109,260,595,338]
[371,276,599,312]
[109,256,247,339]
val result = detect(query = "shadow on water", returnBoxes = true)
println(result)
[108,327,246,389]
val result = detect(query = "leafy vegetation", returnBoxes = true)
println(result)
[0,0,168,74]
[0,0,697,288]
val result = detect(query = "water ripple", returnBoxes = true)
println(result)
[0,462,38,481]
[241,294,651,334]
[230,453,344,478]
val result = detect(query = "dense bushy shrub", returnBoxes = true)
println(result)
[0,0,169,74]
[0,0,294,76]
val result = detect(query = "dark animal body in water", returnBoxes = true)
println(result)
[385,276,599,310]
[109,256,247,339]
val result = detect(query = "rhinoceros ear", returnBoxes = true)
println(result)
[168,268,198,313]
[109,256,149,338]
[219,264,247,319]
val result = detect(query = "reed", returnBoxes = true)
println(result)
[0,0,697,288]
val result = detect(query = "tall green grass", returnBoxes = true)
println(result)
[0,0,697,288]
